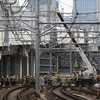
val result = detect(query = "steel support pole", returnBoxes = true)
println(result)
[49,39,52,74]
[35,0,40,91]
[33,57,35,76]
[70,41,72,75]
[47,0,52,75]
[30,5,34,75]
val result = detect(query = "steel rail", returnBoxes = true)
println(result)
[61,86,86,100]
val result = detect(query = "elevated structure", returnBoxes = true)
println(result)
[0,0,100,82]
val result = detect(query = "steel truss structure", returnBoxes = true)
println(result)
[0,0,100,91]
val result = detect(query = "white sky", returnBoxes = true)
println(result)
[59,0,73,12]
[19,0,73,12]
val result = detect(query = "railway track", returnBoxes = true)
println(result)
[46,85,100,100]
[3,84,100,100]
[64,86,98,100]
[0,85,26,99]
[18,86,32,100]
[3,86,39,100]
[46,86,86,100]
[3,86,25,100]
[18,86,39,100]
[51,86,74,100]
[61,87,86,100]
[27,92,39,100]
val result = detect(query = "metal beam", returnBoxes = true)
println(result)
[39,22,100,24]
[35,0,40,92]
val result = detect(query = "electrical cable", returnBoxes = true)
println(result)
[9,2,31,42]
[79,11,100,15]
[10,0,30,15]
[2,2,27,45]
[1,0,100,49]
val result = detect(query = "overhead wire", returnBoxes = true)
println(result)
[8,0,36,44]
[56,1,100,45]
[10,0,30,15]
[0,1,23,45]
[2,0,100,48]
[79,11,100,15]
[51,1,79,47]
[54,11,78,44]
[6,1,32,52]
[0,1,23,51]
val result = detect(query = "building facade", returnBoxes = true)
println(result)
[72,0,98,44]
[73,0,97,21]
[27,0,58,11]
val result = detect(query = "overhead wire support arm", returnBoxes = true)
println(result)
[40,24,57,37]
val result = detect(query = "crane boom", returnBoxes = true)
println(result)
[56,12,97,78]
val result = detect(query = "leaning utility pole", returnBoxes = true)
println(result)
[35,0,40,91]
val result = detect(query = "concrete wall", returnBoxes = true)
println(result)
[11,56,20,77]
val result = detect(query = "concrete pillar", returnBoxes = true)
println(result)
[5,57,10,77]
[56,56,58,73]
[0,60,3,77]
[20,57,22,79]
[30,51,35,76]
[12,57,20,77]
[0,50,2,60]
[27,55,29,76]
[30,56,35,76]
